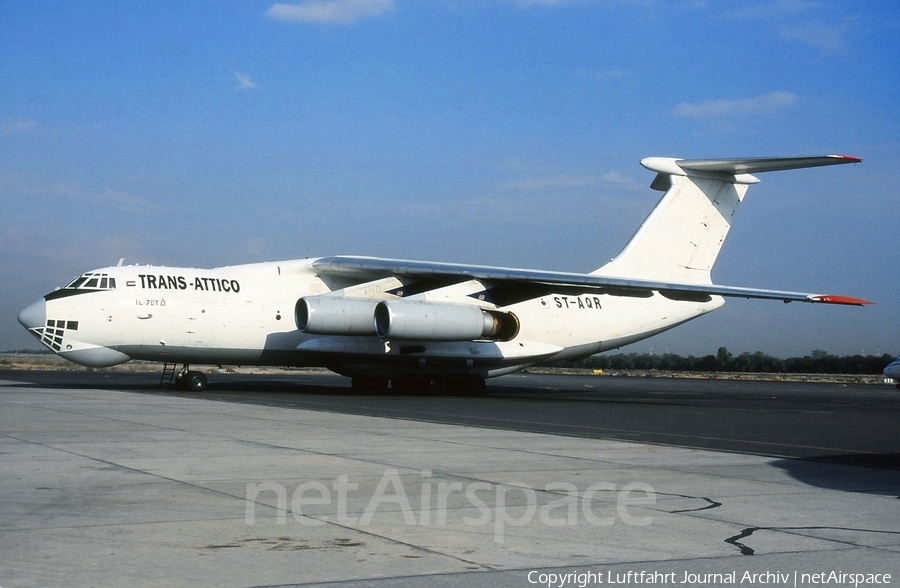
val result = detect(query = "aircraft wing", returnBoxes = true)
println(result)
[312,256,872,306]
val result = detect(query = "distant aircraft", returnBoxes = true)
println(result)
[885,357,900,387]
[19,155,870,393]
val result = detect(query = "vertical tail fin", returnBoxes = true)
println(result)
[593,155,861,284]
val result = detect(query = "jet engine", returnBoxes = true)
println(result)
[295,297,379,336]
[374,300,518,342]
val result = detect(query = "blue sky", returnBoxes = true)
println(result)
[2,0,897,358]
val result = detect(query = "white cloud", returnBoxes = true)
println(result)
[504,175,605,192]
[587,69,635,83]
[266,0,394,24]
[2,117,40,135]
[50,183,157,214]
[514,0,580,6]
[672,91,799,119]
[726,0,820,21]
[245,237,267,256]
[2,174,155,214]
[600,172,645,193]
[513,0,656,7]
[779,21,847,52]
[503,172,644,193]
[724,1,850,53]
[234,72,258,90]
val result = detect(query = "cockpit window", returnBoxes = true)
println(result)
[64,273,116,291]
[45,272,117,301]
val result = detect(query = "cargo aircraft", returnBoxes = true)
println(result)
[18,155,870,393]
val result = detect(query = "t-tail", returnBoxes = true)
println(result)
[594,155,862,284]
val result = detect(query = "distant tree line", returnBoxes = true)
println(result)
[548,348,895,375]
[4,347,895,375]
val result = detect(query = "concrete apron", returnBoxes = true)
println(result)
[1,381,898,588]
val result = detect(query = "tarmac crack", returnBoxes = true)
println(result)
[202,537,364,552]
[665,493,722,514]
[724,525,900,556]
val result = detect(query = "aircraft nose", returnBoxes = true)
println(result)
[18,299,46,331]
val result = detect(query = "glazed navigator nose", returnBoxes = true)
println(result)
[18,299,46,331]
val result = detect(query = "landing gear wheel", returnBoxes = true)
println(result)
[186,371,207,392]
[176,370,207,392]
[427,376,447,395]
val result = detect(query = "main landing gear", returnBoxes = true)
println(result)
[176,369,208,392]
[160,363,208,392]
[351,374,486,396]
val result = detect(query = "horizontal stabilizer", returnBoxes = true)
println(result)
[676,154,862,175]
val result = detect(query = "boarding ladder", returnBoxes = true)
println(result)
[159,362,178,389]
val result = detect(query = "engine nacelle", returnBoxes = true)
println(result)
[295,297,379,336]
[374,300,518,342]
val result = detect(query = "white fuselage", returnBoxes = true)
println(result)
[20,258,721,379]
[885,357,900,384]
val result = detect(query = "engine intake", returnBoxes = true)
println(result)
[374,300,518,342]
[295,297,379,336]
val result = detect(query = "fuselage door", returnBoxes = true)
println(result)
[186,302,217,349]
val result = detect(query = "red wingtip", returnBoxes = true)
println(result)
[810,295,874,306]
[833,155,863,163]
